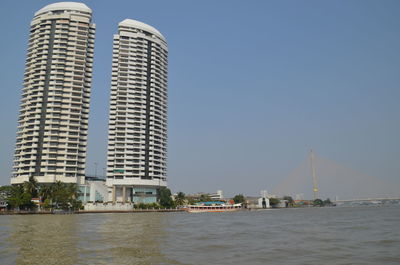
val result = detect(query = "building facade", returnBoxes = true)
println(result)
[78,176,108,203]
[106,19,168,203]
[12,2,95,184]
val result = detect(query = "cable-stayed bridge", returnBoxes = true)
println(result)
[272,150,400,201]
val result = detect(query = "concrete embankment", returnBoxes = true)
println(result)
[0,211,53,215]
[77,209,185,214]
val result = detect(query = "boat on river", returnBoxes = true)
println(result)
[184,201,243,213]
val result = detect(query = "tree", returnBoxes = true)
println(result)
[3,180,81,211]
[39,185,54,203]
[51,181,80,210]
[0,185,13,201]
[8,185,35,210]
[159,187,173,208]
[23,176,39,198]
[323,198,332,206]
[65,183,79,200]
[187,197,197,205]
[51,181,68,208]
[233,194,245,204]
[313,198,324,207]
[198,194,212,202]
[175,192,186,206]
[283,196,294,207]
[38,182,81,210]
[269,197,280,207]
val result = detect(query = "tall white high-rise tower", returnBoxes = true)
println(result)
[12,2,95,184]
[106,19,168,203]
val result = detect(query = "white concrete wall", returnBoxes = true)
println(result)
[88,181,108,202]
[84,202,134,211]
[257,197,271,208]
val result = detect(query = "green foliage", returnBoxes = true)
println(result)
[187,197,197,205]
[175,192,186,206]
[313,198,333,207]
[49,181,80,210]
[283,196,294,207]
[269,197,281,206]
[0,185,14,199]
[233,194,245,204]
[313,198,324,206]
[23,176,39,198]
[159,187,174,208]
[5,179,81,211]
[42,198,52,210]
[7,185,35,210]
[198,194,212,202]
[134,202,161,209]
[148,202,160,209]
[39,185,53,202]
[135,203,146,209]
[324,198,332,205]
[283,196,294,203]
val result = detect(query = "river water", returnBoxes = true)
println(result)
[0,205,399,265]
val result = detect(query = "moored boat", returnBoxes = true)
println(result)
[183,201,243,213]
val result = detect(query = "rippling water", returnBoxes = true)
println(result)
[0,205,399,264]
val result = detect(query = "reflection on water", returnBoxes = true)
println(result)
[75,213,179,264]
[0,213,180,265]
[6,215,79,265]
[1,206,400,265]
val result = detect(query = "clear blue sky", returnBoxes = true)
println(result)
[0,0,399,198]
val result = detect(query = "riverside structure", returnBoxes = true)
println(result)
[12,2,95,184]
[106,19,168,203]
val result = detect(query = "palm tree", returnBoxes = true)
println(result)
[66,183,79,200]
[8,185,24,210]
[38,182,81,210]
[23,176,38,198]
[8,185,34,211]
[51,181,65,208]
[39,184,53,204]
[175,192,186,206]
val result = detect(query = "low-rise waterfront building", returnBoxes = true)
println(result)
[186,190,224,201]
[245,196,271,209]
[210,190,224,200]
[78,176,108,203]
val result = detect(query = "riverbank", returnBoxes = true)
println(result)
[0,207,268,215]
[0,208,185,215]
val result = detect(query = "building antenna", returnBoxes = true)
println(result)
[310,149,319,200]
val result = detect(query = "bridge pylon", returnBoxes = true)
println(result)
[310,149,319,200]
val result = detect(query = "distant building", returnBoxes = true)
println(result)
[11,2,95,185]
[78,176,108,203]
[210,190,224,200]
[274,200,289,208]
[0,186,9,211]
[105,19,168,203]
[0,201,7,211]
[246,196,271,209]
[187,191,224,201]
[258,197,270,208]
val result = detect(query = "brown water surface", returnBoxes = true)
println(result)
[0,205,399,264]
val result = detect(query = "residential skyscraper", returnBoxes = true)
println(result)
[12,2,95,184]
[106,19,168,203]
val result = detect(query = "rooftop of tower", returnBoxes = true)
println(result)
[119,19,166,41]
[35,2,92,16]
